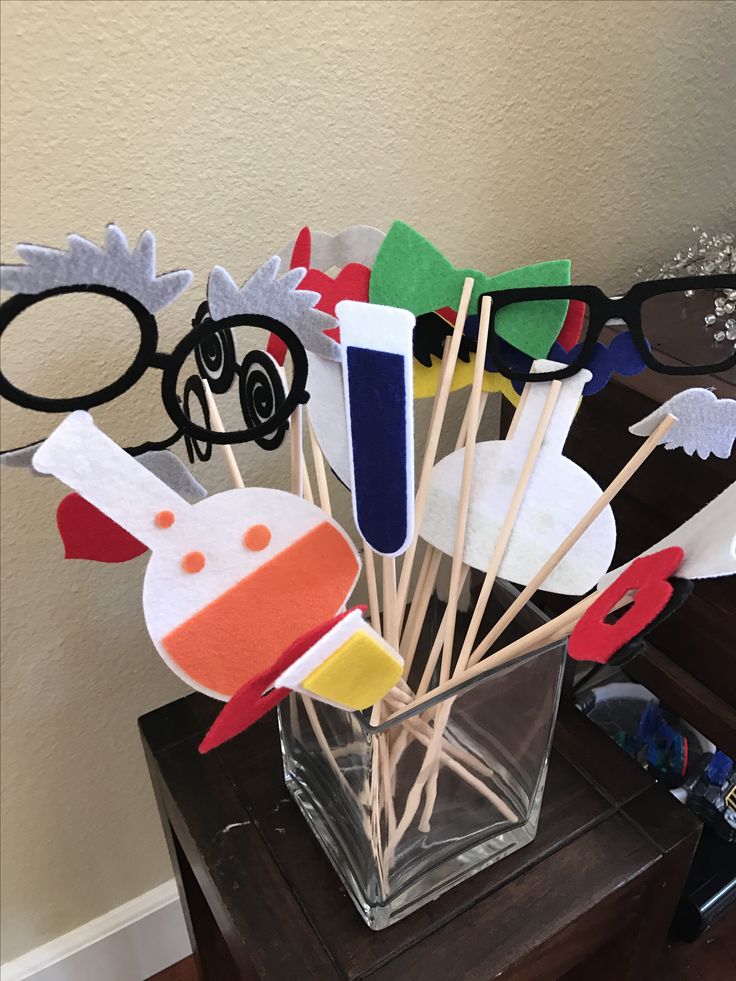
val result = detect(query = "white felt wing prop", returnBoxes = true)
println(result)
[277,225,386,271]
[629,388,736,460]
[598,482,736,587]
[421,364,617,595]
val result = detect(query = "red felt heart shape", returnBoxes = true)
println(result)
[568,547,685,664]
[57,493,148,563]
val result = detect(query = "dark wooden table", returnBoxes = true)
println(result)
[140,694,701,981]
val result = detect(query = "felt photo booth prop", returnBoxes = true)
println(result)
[277,225,386,273]
[198,606,403,753]
[338,300,415,556]
[0,227,326,456]
[33,411,361,700]
[421,362,617,594]
[369,220,573,359]
[568,547,685,664]
[597,482,736,587]
[629,388,736,460]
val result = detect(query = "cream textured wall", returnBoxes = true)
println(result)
[1,0,734,962]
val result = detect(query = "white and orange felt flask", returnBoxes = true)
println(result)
[31,412,403,705]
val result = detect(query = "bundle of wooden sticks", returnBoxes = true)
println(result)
[206,276,674,863]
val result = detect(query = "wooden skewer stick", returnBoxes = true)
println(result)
[382,555,399,649]
[405,299,492,834]
[415,565,470,696]
[396,278,475,613]
[399,547,442,662]
[454,379,563,673]
[301,454,314,504]
[457,390,489,449]
[201,380,245,489]
[415,376,557,831]
[399,370,490,670]
[505,383,529,439]
[467,412,677,667]
[363,542,382,634]
[437,295,492,685]
[307,415,332,515]
[407,369,532,694]
[381,591,602,726]
[290,403,304,497]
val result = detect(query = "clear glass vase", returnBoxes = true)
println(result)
[278,582,566,929]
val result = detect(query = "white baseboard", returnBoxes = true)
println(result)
[0,879,192,981]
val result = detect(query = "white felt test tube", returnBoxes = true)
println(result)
[32,411,191,548]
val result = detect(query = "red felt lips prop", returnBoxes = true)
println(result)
[568,547,685,664]
[57,493,148,563]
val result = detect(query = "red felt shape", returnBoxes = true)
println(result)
[266,227,371,364]
[57,493,148,563]
[568,547,684,664]
[199,607,364,753]
[555,299,586,352]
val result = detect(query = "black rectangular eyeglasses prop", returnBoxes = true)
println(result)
[482,274,736,382]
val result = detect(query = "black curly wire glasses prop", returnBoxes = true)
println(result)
[189,301,289,451]
[0,237,310,457]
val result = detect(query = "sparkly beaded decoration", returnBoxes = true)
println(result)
[638,228,736,347]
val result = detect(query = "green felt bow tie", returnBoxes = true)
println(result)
[369,220,571,360]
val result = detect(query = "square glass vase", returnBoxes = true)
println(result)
[279,583,566,929]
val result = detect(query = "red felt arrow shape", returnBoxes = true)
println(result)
[57,493,148,563]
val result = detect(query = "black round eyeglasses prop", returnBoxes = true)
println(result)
[484,274,736,382]
[239,349,289,450]
[191,301,238,395]
[180,375,213,463]
[0,285,159,412]
[162,313,309,446]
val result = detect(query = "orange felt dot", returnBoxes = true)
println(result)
[155,510,176,529]
[182,551,206,574]
[243,524,271,551]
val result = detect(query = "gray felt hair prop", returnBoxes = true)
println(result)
[207,256,340,361]
[0,225,193,312]
[1,444,207,503]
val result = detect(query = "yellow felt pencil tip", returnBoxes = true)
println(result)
[301,630,402,710]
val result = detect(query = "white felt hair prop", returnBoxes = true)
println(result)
[0,225,192,311]
[598,482,736,587]
[207,256,340,361]
[421,362,617,595]
[338,300,415,556]
[629,388,736,460]
[277,225,386,271]
[33,412,360,701]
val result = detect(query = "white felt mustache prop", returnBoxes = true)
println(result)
[597,481,736,587]
[420,362,617,595]
[629,388,736,460]
[33,412,361,701]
